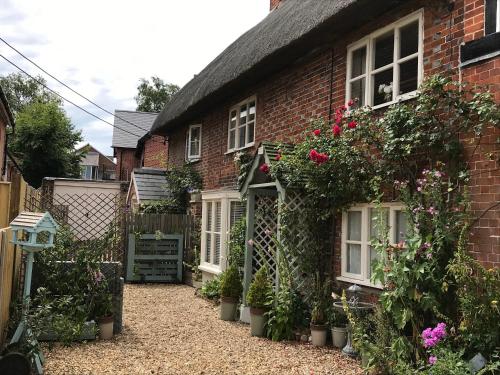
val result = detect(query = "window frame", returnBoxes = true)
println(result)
[345,9,424,110]
[199,191,244,274]
[186,124,202,162]
[227,96,256,153]
[339,203,407,288]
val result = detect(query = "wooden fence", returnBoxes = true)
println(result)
[0,228,22,346]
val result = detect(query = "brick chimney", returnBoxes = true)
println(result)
[270,0,282,11]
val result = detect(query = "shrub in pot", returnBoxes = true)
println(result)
[329,309,348,349]
[219,265,242,321]
[94,288,114,340]
[246,266,272,337]
[310,303,328,346]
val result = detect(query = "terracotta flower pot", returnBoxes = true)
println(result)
[310,324,328,347]
[220,297,238,321]
[98,316,114,340]
[249,307,267,337]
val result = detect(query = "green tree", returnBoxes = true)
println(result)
[134,76,179,112]
[10,101,83,187]
[0,73,61,117]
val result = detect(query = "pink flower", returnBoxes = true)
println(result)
[341,105,347,111]
[332,124,341,136]
[313,129,321,136]
[265,229,272,236]
[259,163,270,174]
[348,121,357,129]
[247,239,254,247]
[308,149,329,165]
[429,356,437,365]
[427,206,438,215]
[275,154,281,161]
[348,99,355,107]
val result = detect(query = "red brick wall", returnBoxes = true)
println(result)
[143,135,168,169]
[270,0,281,11]
[115,148,139,182]
[166,0,499,268]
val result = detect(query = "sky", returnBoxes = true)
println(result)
[0,0,268,155]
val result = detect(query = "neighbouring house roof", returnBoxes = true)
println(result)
[151,0,401,134]
[127,168,170,205]
[111,110,158,149]
[77,143,116,166]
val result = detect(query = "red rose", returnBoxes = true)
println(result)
[348,121,357,129]
[332,124,341,136]
[259,163,270,174]
[309,149,329,165]
[275,154,281,161]
[313,129,321,136]
[348,99,355,107]
[309,149,319,161]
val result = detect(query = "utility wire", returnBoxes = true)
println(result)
[0,36,157,137]
[0,53,147,140]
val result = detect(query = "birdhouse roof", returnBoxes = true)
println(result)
[10,212,59,233]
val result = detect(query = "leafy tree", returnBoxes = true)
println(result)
[0,73,61,117]
[10,101,83,187]
[134,76,179,112]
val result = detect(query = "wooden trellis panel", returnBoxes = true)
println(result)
[126,234,183,283]
[252,192,279,287]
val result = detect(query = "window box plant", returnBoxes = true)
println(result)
[246,266,272,337]
[219,265,242,321]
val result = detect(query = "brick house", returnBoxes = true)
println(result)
[150,0,499,317]
[111,110,160,181]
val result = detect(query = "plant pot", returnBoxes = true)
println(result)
[331,326,347,348]
[220,297,237,321]
[249,307,266,337]
[310,324,328,347]
[98,316,114,340]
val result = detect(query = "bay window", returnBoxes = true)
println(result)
[200,191,245,273]
[346,10,423,109]
[340,203,408,287]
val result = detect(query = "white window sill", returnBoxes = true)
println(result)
[371,91,418,111]
[198,264,223,275]
[225,143,255,155]
[336,276,382,290]
[186,158,201,164]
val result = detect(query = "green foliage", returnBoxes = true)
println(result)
[227,217,246,268]
[246,266,272,309]
[200,277,220,301]
[139,199,179,214]
[328,308,348,328]
[9,100,83,187]
[219,265,243,300]
[0,72,62,116]
[135,76,179,112]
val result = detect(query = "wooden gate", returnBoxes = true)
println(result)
[126,234,183,282]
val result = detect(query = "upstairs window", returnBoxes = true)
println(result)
[346,10,423,109]
[228,97,256,152]
[485,0,500,34]
[186,124,201,162]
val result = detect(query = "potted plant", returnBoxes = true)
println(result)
[94,291,114,340]
[219,265,242,321]
[310,302,328,346]
[246,266,272,337]
[329,309,348,349]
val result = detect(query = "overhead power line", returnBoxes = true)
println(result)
[0,36,156,137]
[0,53,147,140]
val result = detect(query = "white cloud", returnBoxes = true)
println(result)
[0,0,268,154]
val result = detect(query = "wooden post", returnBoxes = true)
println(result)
[241,189,255,323]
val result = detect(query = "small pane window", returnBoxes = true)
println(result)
[399,59,418,95]
[350,79,365,107]
[395,210,408,244]
[186,125,202,161]
[373,68,393,106]
[351,47,367,77]
[228,97,256,151]
[400,21,419,58]
[347,244,362,274]
[374,31,394,69]
[348,211,362,241]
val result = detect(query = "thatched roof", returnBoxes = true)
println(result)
[152,0,402,134]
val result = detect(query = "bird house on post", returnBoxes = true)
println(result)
[10,212,59,250]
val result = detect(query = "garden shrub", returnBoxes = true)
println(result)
[246,266,272,310]
[227,217,246,269]
[199,277,221,301]
[219,265,243,300]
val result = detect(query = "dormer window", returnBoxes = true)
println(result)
[346,10,423,109]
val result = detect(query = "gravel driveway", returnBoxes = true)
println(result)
[44,284,362,375]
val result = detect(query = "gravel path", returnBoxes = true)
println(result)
[44,284,363,375]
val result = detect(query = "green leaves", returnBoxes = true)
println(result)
[135,76,179,112]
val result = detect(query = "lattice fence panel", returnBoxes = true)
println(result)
[25,190,124,262]
[252,194,279,287]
